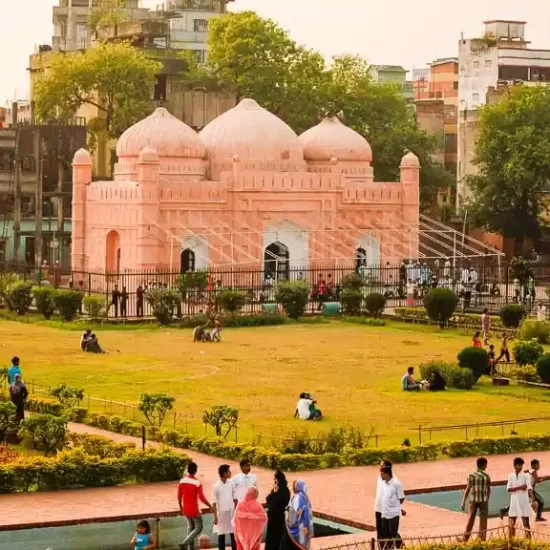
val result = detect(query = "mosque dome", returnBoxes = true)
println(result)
[400,150,420,168]
[298,116,372,162]
[199,98,304,162]
[73,148,92,164]
[116,108,206,159]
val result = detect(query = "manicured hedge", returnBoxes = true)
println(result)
[394,307,505,328]
[340,316,386,327]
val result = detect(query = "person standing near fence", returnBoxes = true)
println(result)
[379,465,405,548]
[375,460,403,540]
[136,284,144,317]
[505,457,533,539]
[111,285,121,317]
[178,462,212,550]
[529,459,545,522]
[120,286,128,318]
[213,464,237,550]
[461,457,491,542]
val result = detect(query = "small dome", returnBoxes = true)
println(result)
[73,148,92,165]
[116,108,206,159]
[299,117,372,162]
[199,98,303,162]
[400,150,420,168]
[138,146,159,163]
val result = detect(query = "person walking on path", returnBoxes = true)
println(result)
[7,356,21,385]
[496,333,511,364]
[9,374,28,422]
[461,457,491,542]
[265,471,291,550]
[481,309,491,346]
[212,464,237,550]
[506,457,534,539]
[285,480,314,550]
[379,465,405,548]
[234,487,267,550]
[375,460,403,540]
[178,462,212,550]
[232,459,258,504]
[529,459,545,522]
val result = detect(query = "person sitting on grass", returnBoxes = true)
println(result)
[428,370,446,392]
[80,329,92,352]
[211,317,223,342]
[86,333,105,354]
[401,366,421,391]
[294,392,322,421]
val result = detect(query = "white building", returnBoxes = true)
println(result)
[457,20,550,208]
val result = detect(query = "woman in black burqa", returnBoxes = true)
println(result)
[265,470,291,550]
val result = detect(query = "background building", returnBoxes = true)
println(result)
[369,65,414,100]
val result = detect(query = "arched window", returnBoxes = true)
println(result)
[355,247,367,272]
[106,230,121,272]
[264,242,290,281]
[181,248,196,273]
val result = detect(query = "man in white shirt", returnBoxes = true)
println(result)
[379,465,405,543]
[212,464,237,550]
[232,459,258,503]
[295,393,313,420]
[375,461,399,539]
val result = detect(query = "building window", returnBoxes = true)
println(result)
[473,60,480,69]
[193,19,208,32]
[472,92,480,102]
[453,81,459,90]
[195,50,206,63]
[485,59,492,68]
[499,65,529,81]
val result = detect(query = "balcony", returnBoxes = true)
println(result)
[165,0,228,12]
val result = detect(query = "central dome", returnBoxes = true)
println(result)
[199,98,304,162]
[116,107,206,159]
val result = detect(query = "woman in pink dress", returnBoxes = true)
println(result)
[234,488,268,550]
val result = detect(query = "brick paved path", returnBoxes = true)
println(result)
[3,422,550,541]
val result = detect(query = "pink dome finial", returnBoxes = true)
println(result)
[73,148,92,165]
[400,150,420,168]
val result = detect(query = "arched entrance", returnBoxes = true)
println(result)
[181,248,196,273]
[106,230,121,272]
[355,247,367,272]
[264,242,290,281]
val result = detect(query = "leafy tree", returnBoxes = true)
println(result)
[88,0,128,36]
[275,281,310,319]
[33,42,162,143]
[139,393,175,427]
[19,414,68,456]
[83,295,106,318]
[469,86,550,253]
[514,339,544,367]
[202,405,239,438]
[32,286,56,319]
[218,290,246,314]
[145,288,180,325]
[50,383,85,408]
[499,304,526,328]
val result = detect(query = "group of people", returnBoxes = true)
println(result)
[294,393,323,421]
[401,366,446,392]
[166,459,312,550]
[80,329,105,354]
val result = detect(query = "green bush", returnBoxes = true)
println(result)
[536,353,550,384]
[423,288,458,328]
[25,397,64,417]
[518,320,550,345]
[83,296,105,319]
[500,304,527,328]
[457,346,489,380]
[32,287,56,319]
[69,433,135,459]
[340,316,386,327]
[514,339,544,366]
[393,308,505,329]
[6,281,33,315]
[275,281,310,319]
[217,290,246,314]
[365,293,386,317]
[53,290,83,321]
[49,383,85,408]
[339,289,363,315]
[511,366,540,383]
[0,273,21,307]
[19,414,68,456]
[419,360,475,390]
[341,273,363,291]
[0,402,18,444]
[145,288,180,325]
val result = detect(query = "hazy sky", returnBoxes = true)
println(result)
[3,0,550,105]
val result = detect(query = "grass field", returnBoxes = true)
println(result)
[4,318,550,447]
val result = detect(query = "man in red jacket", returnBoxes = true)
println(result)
[178,462,212,550]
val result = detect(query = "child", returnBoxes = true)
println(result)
[488,345,496,376]
[472,331,482,348]
[131,520,156,549]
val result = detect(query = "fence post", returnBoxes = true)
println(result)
[173,412,176,430]
[141,425,146,451]
[465,426,468,440]
[418,425,422,445]
[370,538,376,550]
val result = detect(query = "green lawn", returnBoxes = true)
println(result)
[4,318,550,447]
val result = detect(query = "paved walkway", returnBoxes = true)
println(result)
[3,422,550,542]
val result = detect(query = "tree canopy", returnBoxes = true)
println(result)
[468,85,550,249]
[33,42,161,141]
[185,11,453,209]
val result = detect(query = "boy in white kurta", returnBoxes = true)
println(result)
[212,464,237,550]
[507,457,534,538]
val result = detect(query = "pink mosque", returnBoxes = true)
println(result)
[71,98,420,276]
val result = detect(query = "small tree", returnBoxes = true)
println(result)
[218,290,246,315]
[53,290,83,321]
[6,281,33,315]
[365,292,386,317]
[0,402,17,443]
[340,289,363,315]
[32,286,56,319]
[50,383,85,408]
[0,273,20,307]
[536,353,550,384]
[514,339,544,366]
[423,288,458,328]
[19,414,68,456]
[202,405,239,439]
[341,274,363,291]
[457,346,490,380]
[138,393,175,427]
[499,304,527,328]
[275,280,310,319]
[83,295,106,318]
[145,288,180,325]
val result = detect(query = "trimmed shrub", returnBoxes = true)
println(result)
[341,274,363,291]
[457,346,489,380]
[25,397,64,417]
[53,290,83,321]
[518,320,550,345]
[499,304,527,328]
[536,353,550,384]
[83,296,105,319]
[514,339,544,366]
[32,287,56,319]
[19,414,68,456]
[419,360,475,390]
[423,288,458,328]
[145,288,180,325]
[365,293,386,318]
[0,402,18,444]
[511,366,539,383]
[217,290,247,314]
[339,289,363,315]
[340,316,386,327]
[275,281,310,319]
[6,281,33,315]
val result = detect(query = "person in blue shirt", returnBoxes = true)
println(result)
[131,520,156,550]
[7,357,21,385]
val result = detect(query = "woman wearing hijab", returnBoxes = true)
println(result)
[9,374,28,422]
[233,487,267,550]
[285,481,313,550]
[265,471,291,550]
